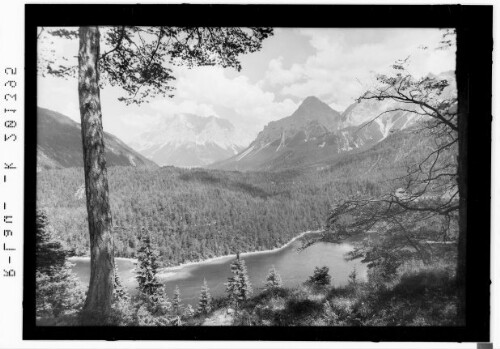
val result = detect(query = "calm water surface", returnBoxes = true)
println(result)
[70,236,367,306]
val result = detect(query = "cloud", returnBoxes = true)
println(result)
[38,28,455,144]
[116,66,300,142]
[38,76,79,122]
[150,99,217,118]
[171,66,299,134]
[262,56,304,87]
[262,28,456,111]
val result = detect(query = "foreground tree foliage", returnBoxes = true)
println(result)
[36,210,85,323]
[304,51,463,321]
[35,214,459,326]
[38,26,273,322]
[196,259,458,326]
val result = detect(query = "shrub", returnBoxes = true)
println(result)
[264,265,283,290]
[305,266,331,288]
[233,310,256,326]
[183,304,195,318]
[367,257,400,287]
[134,289,173,326]
[110,297,135,326]
[274,297,324,326]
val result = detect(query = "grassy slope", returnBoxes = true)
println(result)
[187,265,458,326]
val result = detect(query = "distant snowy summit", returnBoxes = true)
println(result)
[131,114,249,168]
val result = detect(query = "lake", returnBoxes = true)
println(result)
[70,234,367,306]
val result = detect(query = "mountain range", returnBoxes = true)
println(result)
[130,114,248,168]
[37,71,455,173]
[211,96,419,172]
[37,107,158,171]
[211,71,456,172]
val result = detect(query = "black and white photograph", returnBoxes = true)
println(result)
[20,3,492,342]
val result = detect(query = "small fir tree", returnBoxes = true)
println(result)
[135,235,173,325]
[172,285,183,315]
[264,265,283,290]
[35,209,85,321]
[197,278,212,314]
[225,256,252,310]
[135,235,163,298]
[348,267,358,286]
[113,264,129,303]
[110,263,133,325]
[36,267,86,321]
[36,209,68,273]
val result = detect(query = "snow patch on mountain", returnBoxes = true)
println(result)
[236,145,255,161]
[131,113,250,167]
[276,132,286,152]
[133,114,249,152]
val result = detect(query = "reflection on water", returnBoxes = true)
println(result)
[70,237,367,306]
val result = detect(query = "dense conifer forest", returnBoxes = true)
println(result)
[37,130,427,266]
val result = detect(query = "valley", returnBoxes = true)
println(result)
[36,88,443,268]
[37,125,430,267]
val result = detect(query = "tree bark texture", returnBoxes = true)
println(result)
[78,26,115,323]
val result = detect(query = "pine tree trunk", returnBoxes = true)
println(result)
[78,26,115,324]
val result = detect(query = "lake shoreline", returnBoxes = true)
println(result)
[69,230,323,274]
[69,231,367,306]
[159,229,322,274]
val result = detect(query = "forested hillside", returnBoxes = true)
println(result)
[37,107,158,170]
[37,129,430,267]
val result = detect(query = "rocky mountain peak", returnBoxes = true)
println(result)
[301,95,325,106]
[291,96,340,124]
[251,96,342,148]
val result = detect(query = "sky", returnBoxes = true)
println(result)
[38,28,456,144]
